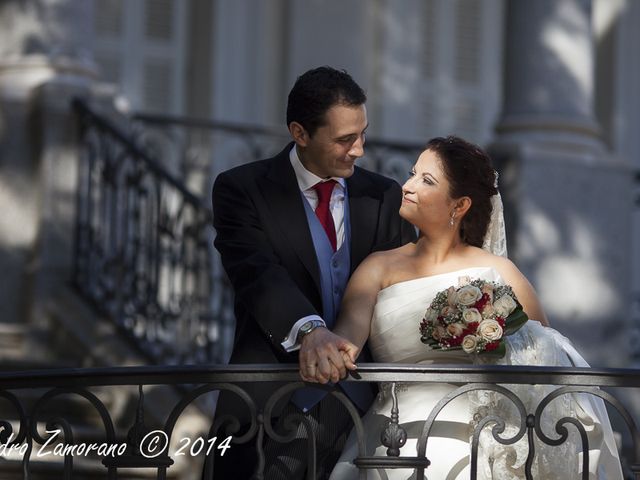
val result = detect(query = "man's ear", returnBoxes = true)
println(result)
[289,122,309,147]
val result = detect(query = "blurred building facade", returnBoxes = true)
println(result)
[0,0,639,370]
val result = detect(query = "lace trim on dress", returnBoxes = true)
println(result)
[469,325,580,479]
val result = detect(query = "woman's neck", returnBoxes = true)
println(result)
[414,230,466,265]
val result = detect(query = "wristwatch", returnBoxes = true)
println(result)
[296,319,326,343]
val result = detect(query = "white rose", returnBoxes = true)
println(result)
[462,308,482,324]
[446,286,457,306]
[462,335,480,354]
[446,323,464,337]
[494,295,517,317]
[456,285,482,306]
[481,284,495,303]
[481,302,495,317]
[478,319,503,341]
[424,307,439,323]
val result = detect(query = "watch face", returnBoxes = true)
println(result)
[300,321,312,333]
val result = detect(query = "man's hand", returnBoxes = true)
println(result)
[298,328,359,384]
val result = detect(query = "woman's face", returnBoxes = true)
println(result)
[400,149,455,228]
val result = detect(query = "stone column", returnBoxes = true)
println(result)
[490,0,633,366]
[0,0,95,341]
[499,0,600,145]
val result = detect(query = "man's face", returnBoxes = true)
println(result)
[295,104,368,179]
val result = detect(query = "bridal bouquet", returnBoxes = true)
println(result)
[419,279,528,357]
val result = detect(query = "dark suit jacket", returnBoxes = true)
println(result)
[212,143,416,424]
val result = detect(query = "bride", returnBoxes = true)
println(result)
[298,136,624,479]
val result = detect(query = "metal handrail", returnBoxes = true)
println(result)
[130,110,426,190]
[2,364,640,389]
[0,364,639,479]
[132,111,427,152]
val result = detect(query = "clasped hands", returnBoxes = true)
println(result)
[298,328,359,384]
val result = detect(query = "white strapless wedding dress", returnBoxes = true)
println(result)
[329,267,623,480]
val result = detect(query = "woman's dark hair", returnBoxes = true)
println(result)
[286,66,366,136]
[425,136,498,248]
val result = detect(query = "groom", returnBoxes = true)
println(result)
[211,66,415,479]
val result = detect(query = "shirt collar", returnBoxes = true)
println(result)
[289,144,346,192]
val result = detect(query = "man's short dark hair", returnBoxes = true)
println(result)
[286,66,366,137]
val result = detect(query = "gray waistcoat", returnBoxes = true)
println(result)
[292,191,372,412]
[301,193,351,327]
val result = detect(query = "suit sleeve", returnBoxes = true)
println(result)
[212,171,319,352]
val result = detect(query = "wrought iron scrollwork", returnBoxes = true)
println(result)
[1,362,639,479]
[414,381,640,480]
[161,382,259,480]
[25,387,118,480]
[380,382,408,457]
[72,99,224,365]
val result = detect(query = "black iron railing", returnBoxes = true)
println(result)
[72,99,232,365]
[0,364,639,479]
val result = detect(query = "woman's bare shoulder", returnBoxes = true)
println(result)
[357,243,416,276]
[367,243,415,262]
[464,248,548,324]
[463,247,521,275]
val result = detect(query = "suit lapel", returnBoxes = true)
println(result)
[256,150,383,290]
[347,169,381,274]
[257,144,322,292]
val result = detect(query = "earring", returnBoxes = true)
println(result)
[449,211,455,227]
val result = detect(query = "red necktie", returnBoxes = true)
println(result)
[313,180,337,251]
